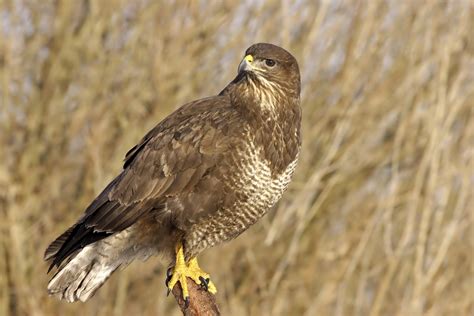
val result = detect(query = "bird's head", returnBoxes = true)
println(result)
[225,43,301,111]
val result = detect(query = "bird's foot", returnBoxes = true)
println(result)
[166,244,217,307]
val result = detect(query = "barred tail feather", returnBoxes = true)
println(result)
[47,246,120,302]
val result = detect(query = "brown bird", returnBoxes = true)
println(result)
[45,43,302,304]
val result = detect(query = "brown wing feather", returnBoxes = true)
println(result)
[45,95,244,269]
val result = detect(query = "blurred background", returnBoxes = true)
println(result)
[0,0,472,315]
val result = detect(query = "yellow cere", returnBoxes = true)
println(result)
[244,55,254,63]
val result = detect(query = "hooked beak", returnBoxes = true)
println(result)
[238,54,254,73]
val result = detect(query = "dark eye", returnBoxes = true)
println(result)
[265,59,276,67]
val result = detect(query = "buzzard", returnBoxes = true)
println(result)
[45,43,301,304]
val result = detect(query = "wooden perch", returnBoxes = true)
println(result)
[171,277,220,316]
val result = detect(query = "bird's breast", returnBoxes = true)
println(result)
[230,140,299,214]
[184,129,300,257]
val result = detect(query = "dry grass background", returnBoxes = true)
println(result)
[0,0,473,315]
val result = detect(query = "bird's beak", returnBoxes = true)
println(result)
[238,54,254,73]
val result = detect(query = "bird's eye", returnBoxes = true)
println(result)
[265,59,276,67]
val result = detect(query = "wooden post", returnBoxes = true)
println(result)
[171,277,220,316]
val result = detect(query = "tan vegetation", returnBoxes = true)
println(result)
[1,0,472,315]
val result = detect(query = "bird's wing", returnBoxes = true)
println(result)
[45,96,244,268]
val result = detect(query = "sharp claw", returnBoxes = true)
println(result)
[184,296,190,308]
[165,267,173,286]
[165,276,172,287]
[167,288,171,297]
[199,276,209,291]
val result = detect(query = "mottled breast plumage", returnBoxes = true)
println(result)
[184,126,300,257]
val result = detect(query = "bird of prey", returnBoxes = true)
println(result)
[45,43,302,304]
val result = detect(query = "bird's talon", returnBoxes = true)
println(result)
[199,276,209,291]
[166,243,217,303]
[184,296,190,308]
[165,268,173,286]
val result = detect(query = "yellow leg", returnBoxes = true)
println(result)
[166,243,217,303]
[188,258,217,294]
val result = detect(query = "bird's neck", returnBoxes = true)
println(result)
[223,78,302,175]
[222,74,298,119]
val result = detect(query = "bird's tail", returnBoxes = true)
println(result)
[47,245,121,302]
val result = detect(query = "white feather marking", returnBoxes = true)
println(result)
[47,229,141,302]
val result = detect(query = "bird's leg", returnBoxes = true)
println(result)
[188,257,217,293]
[166,243,217,305]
